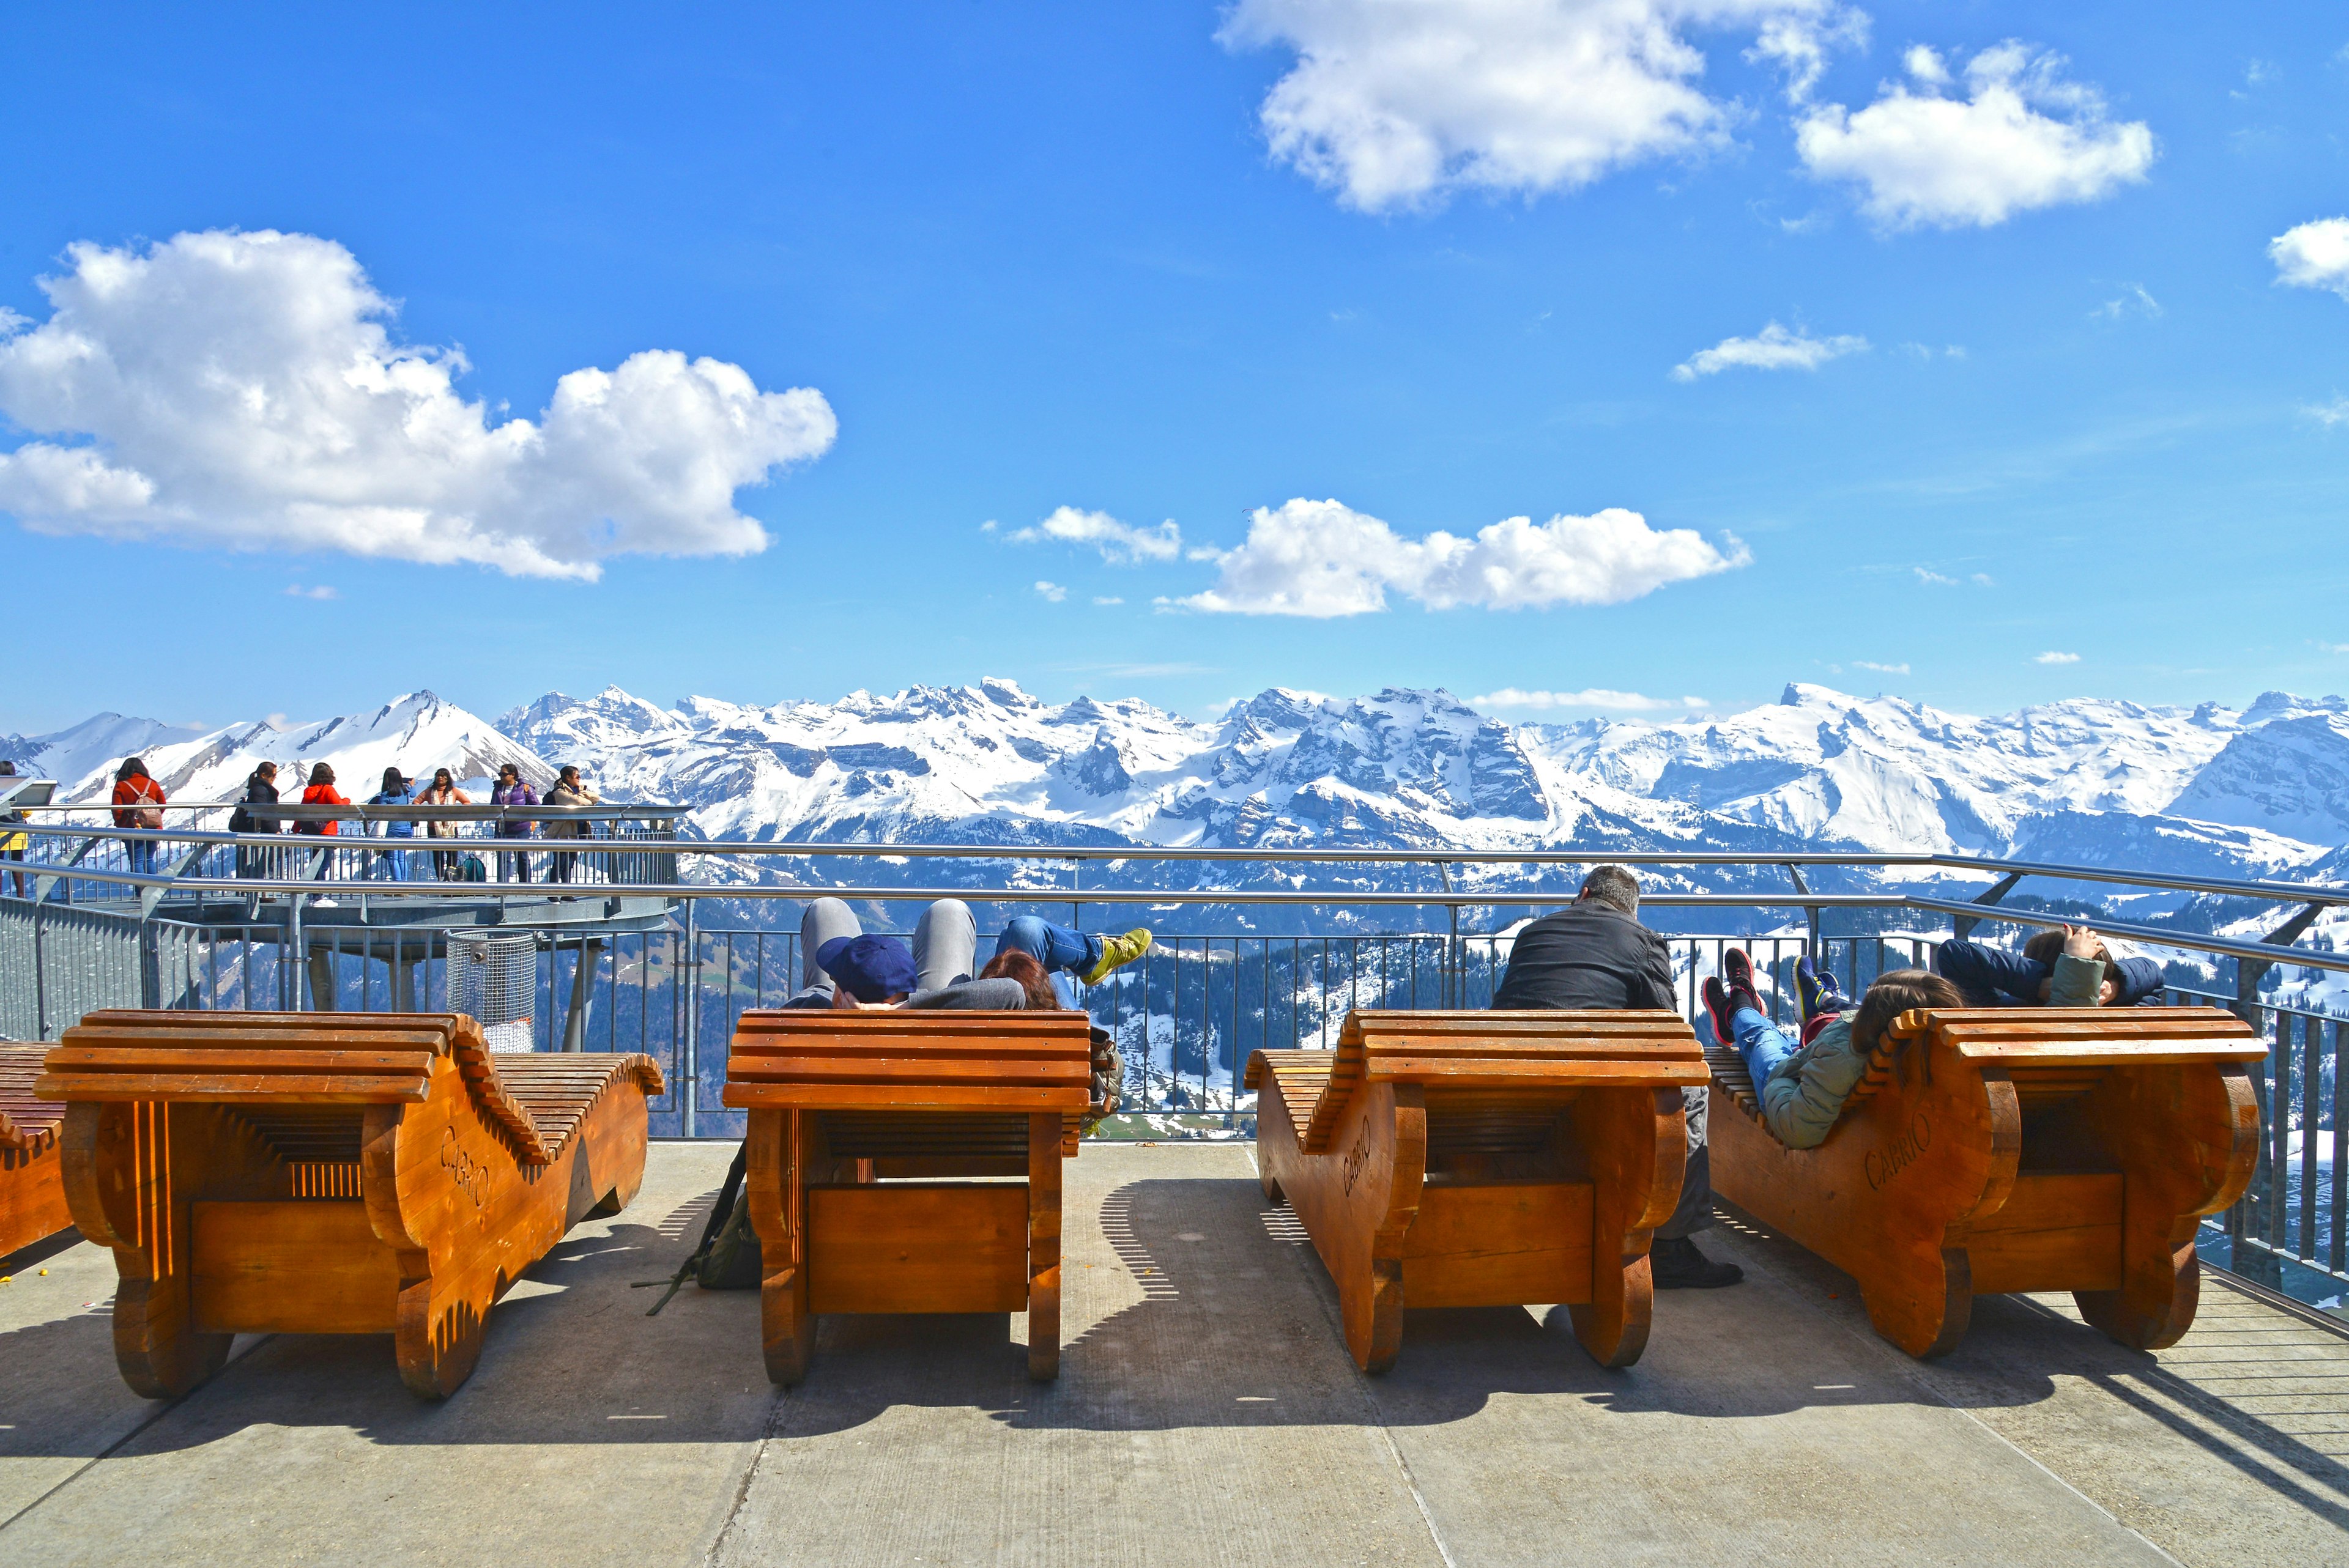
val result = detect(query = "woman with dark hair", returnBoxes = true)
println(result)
[111,756,167,878]
[297,763,347,835]
[541,764,599,889]
[418,767,471,880]
[366,765,417,881]
[1702,951,1966,1149]
[990,915,1152,1007]
[228,761,281,881]
[490,763,538,884]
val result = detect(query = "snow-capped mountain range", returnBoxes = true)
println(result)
[9,679,2347,902]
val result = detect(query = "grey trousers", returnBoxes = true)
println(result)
[1655,1085,1714,1239]
[790,897,978,1003]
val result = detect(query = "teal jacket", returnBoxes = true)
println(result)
[1759,953,2105,1148]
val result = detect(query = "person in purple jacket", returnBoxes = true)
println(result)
[489,762,539,884]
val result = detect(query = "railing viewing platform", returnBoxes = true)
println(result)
[2,807,2346,1562]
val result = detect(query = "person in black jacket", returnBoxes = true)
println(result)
[1934,929,2165,1008]
[228,761,281,881]
[1491,864,1742,1289]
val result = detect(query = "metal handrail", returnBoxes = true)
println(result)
[13,812,2349,908]
[9,819,2348,977]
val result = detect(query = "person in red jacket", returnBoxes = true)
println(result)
[111,756,167,878]
[297,763,349,840]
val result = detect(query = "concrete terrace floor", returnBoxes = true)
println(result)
[1,1142,2343,1567]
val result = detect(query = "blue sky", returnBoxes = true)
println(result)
[4,1,2348,734]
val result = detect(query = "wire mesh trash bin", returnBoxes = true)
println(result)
[450,929,536,1052]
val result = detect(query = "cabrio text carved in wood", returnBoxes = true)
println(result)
[38,1010,662,1399]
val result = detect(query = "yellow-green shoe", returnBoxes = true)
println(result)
[1082,928,1152,986]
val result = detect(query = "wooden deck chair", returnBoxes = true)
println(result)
[1246,1010,1709,1374]
[1704,1006,2264,1357]
[723,1010,1095,1385]
[37,1010,662,1399]
[1,1043,72,1261]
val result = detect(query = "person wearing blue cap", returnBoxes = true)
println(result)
[785,897,1033,1010]
[783,897,1155,1011]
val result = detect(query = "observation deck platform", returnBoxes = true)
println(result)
[2,1142,2342,1566]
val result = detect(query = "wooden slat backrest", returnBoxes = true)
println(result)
[723,1010,1092,1113]
[1285,1010,1706,1156]
[37,1010,661,1167]
[1701,1038,1760,1117]
[0,1042,64,1150]
[492,1054,667,1159]
[1243,1049,1331,1145]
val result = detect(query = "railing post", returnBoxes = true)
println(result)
[32,898,49,1041]
[681,898,700,1136]
[1952,872,2022,939]
[1783,864,1820,957]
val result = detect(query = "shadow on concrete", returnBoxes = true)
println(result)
[0,1205,773,1458]
[757,1177,2050,1440]
[12,1167,2336,1494]
[1712,1197,2349,1533]
[0,1228,83,1276]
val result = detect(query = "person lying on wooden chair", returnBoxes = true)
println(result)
[784,895,1036,1010]
[1702,956,1964,1150]
[1934,925,2164,1008]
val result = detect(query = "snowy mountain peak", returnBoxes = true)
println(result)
[13,676,2347,872]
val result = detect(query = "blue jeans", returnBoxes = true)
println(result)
[1730,1006,1802,1087]
[994,917,1100,1008]
[368,844,412,881]
[125,839,158,877]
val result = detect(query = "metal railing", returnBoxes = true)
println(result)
[2,819,2345,1308]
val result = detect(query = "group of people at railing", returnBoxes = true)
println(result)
[221,758,607,886]
[0,752,622,892]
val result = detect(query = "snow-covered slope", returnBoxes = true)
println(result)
[16,692,551,815]
[10,680,2345,876]
[1531,682,2241,854]
[2164,694,2349,845]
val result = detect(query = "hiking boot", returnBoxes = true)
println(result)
[1650,1235,1743,1289]
[1701,976,1740,1046]
[1082,928,1153,986]
[1796,953,1849,1022]
[1721,945,1757,1000]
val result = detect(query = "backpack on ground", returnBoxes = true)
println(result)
[634,1143,761,1314]
[459,854,487,882]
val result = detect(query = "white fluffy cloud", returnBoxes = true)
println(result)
[2034,650,2080,665]
[2271,218,2349,301]
[1006,505,1182,563]
[1672,321,1867,380]
[1473,687,1709,710]
[1033,580,1069,602]
[1174,497,1746,616]
[1852,659,1908,674]
[1796,43,2154,228]
[0,231,836,580]
[1218,0,1857,212]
